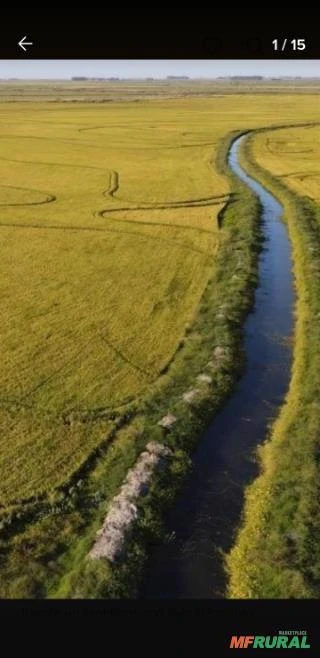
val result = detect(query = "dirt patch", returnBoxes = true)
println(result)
[158,413,177,429]
[89,442,172,562]
[182,388,201,404]
[197,373,213,384]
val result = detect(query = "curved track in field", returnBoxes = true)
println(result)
[0,184,56,207]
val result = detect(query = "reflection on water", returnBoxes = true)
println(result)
[141,134,295,599]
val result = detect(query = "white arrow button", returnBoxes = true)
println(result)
[18,36,33,52]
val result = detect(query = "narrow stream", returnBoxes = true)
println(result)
[140,133,295,598]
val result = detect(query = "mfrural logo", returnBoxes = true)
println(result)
[230,632,311,649]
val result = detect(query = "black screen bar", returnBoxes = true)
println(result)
[0,23,318,59]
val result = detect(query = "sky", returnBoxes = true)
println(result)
[0,60,319,79]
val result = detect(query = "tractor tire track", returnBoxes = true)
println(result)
[0,184,56,207]
[19,329,152,406]
[0,155,104,170]
[104,170,119,197]
[279,170,320,180]
[99,333,153,379]
[99,168,229,238]
[0,221,215,257]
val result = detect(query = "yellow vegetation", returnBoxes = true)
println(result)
[0,96,319,506]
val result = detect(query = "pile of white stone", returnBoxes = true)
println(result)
[89,441,172,563]
[89,345,228,564]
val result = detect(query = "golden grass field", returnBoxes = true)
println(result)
[0,101,228,504]
[252,124,320,203]
[0,94,319,554]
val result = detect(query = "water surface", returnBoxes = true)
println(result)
[141,134,295,598]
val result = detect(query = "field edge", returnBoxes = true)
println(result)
[227,125,320,599]
[50,129,262,599]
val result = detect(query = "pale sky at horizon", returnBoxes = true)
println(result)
[0,60,319,79]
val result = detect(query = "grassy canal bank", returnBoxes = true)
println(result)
[227,125,320,598]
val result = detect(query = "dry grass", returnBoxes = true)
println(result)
[252,124,320,203]
[0,101,226,503]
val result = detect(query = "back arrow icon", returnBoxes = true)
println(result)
[18,36,33,52]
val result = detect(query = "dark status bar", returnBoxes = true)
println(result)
[0,23,319,59]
